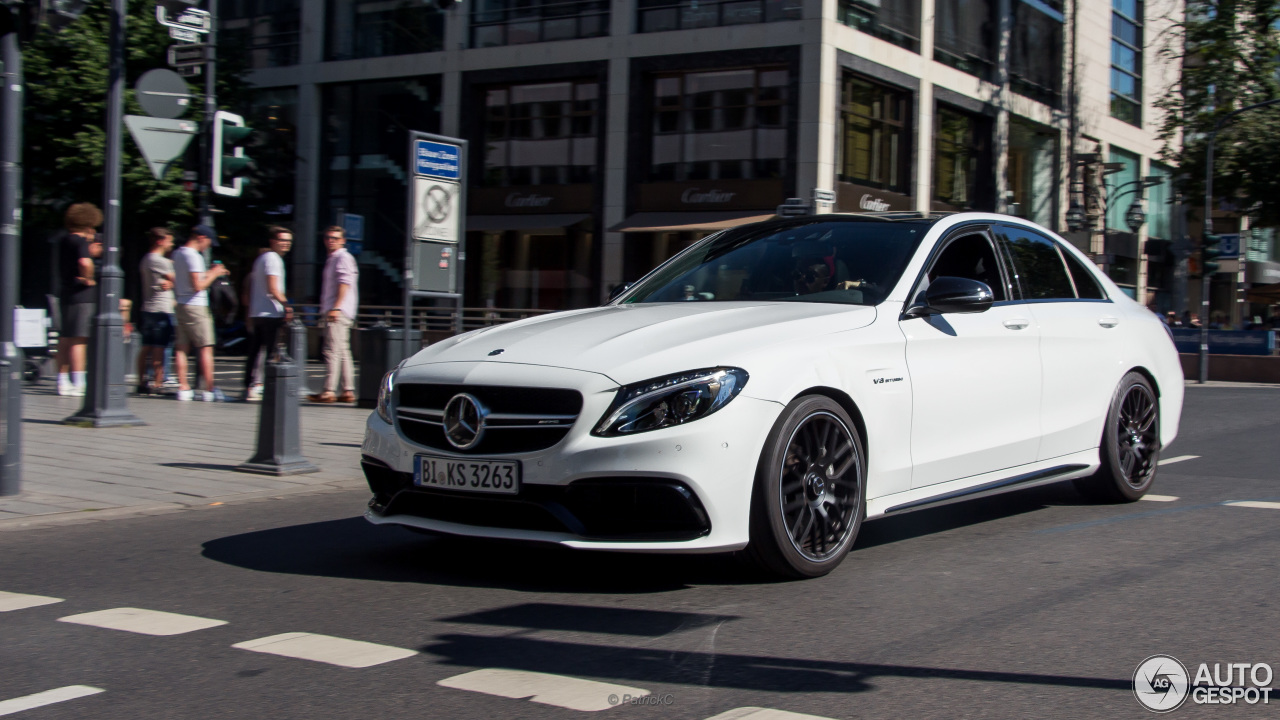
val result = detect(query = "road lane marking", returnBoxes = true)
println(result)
[705,708,839,720]
[437,669,650,711]
[1224,501,1280,510]
[58,608,227,636]
[0,686,103,716]
[1158,455,1200,466]
[1140,495,1179,502]
[0,591,63,613]
[232,632,417,668]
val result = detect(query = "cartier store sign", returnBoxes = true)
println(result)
[469,184,593,214]
[636,179,785,212]
[835,182,914,213]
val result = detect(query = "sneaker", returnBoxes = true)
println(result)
[163,378,180,389]
[247,384,263,400]
[201,388,227,402]
[57,380,74,396]
[176,389,194,401]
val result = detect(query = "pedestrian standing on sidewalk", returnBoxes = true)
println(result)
[242,226,292,401]
[172,224,230,402]
[137,227,176,395]
[310,225,358,404]
[55,202,103,397]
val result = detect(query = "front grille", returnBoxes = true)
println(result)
[395,383,584,455]
[375,476,712,542]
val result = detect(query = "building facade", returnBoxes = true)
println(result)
[234,0,1182,312]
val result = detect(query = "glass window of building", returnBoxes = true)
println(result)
[837,0,921,52]
[1145,162,1173,240]
[1010,0,1064,107]
[637,0,800,33]
[222,0,300,68]
[1105,146,1140,231]
[327,0,443,60]
[838,74,910,194]
[934,0,995,78]
[320,78,442,304]
[472,0,609,47]
[933,105,991,210]
[1111,0,1143,125]
[647,68,789,182]
[243,88,299,220]
[1007,119,1057,227]
[482,82,600,186]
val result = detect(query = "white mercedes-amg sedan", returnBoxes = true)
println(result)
[360,212,1184,578]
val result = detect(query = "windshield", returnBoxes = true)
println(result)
[621,219,927,306]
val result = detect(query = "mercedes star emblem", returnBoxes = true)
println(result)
[443,393,486,449]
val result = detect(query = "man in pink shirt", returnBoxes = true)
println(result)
[310,225,359,403]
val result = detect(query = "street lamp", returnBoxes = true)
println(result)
[1125,200,1147,233]
[1065,201,1087,232]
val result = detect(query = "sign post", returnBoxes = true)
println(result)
[404,132,467,359]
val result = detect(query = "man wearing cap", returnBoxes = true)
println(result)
[172,224,229,401]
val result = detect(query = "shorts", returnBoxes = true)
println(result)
[174,304,215,349]
[62,302,97,339]
[139,311,175,347]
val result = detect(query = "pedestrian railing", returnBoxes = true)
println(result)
[294,305,556,335]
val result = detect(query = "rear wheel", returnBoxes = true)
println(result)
[1074,372,1161,503]
[745,396,865,578]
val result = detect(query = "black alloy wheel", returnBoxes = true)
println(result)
[1075,371,1161,503]
[746,396,865,578]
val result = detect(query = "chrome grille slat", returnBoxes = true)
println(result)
[394,383,584,455]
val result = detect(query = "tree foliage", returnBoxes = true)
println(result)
[1157,0,1280,222]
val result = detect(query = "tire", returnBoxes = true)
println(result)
[745,395,866,578]
[1074,371,1161,503]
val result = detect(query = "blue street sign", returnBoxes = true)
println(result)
[342,212,364,242]
[1219,233,1240,259]
[415,139,461,180]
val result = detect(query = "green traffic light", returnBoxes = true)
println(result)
[223,126,254,144]
[221,156,255,177]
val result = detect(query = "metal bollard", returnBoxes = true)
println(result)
[287,319,308,397]
[236,349,319,476]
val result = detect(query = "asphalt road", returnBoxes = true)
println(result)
[1,384,1277,719]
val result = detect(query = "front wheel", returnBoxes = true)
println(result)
[1074,372,1161,503]
[745,396,866,578]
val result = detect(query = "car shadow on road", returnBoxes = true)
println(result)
[201,482,1090,594]
[418,631,1129,695]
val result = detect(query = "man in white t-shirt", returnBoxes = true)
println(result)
[172,224,229,401]
[242,226,292,400]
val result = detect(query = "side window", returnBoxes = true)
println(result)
[998,226,1075,300]
[926,233,1008,301]
[1059,247,1107,300]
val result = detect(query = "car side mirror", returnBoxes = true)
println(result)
[608,282,633,302]
[905,276,994,317]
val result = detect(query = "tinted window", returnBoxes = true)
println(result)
[622,220,929,306]
[927,233,1007,301]
[1060,248,1107,299]
[998,226,1075,300]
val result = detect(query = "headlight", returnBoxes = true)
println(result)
[593,367,748,437]
[376,369,396,424]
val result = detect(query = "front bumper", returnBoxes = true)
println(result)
[360,362,783,553]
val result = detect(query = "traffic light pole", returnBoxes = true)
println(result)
[67,0,144,428]
[0,12,23,495]
[198,0,217,227]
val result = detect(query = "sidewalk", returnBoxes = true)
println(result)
[0,367,371,530]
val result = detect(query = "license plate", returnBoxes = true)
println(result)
[414,455,520,495]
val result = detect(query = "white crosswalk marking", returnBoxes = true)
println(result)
[1140,494,1180,502]
[1224,501,1280,510]
[438,669,650,712]
[704,708,839,720]
[1158,455,1200,466]
[232,632,417,668]
[58,608,227,636]
[0,686,103,716]
[0,591,64,613]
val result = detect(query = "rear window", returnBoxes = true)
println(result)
[998,226,1076,300]
[621,220,928,306]
[1060,248,1108,299]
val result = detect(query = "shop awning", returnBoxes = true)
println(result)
[466,214,590,232]
[609,211,776,233]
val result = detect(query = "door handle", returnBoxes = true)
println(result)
[1002,318,1030,330]
[1098,316,1120,328]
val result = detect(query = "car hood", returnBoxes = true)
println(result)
[404,302,877,384]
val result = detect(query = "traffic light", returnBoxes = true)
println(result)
[212,110,255,197]
[1202,233,1222,275]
